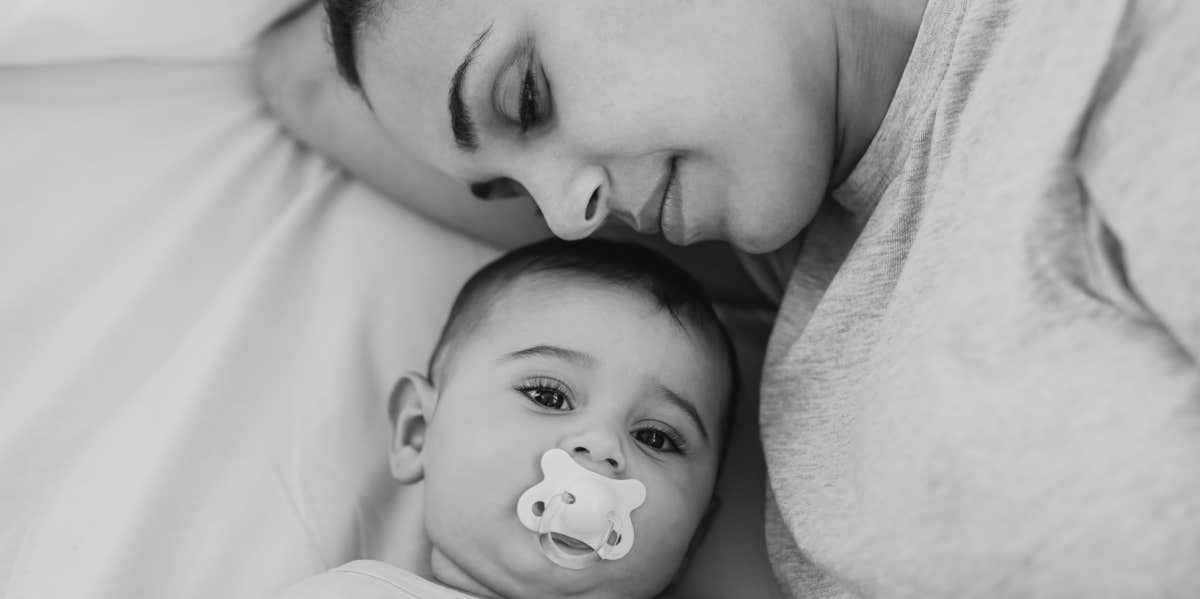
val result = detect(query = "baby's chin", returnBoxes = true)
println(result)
[524,553,679,599]
[438,542,672,599]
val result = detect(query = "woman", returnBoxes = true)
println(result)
[258,0,1200,596]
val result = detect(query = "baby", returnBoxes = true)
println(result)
[277,238,738,599]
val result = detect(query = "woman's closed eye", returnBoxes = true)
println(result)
[517,377,573,411]
[494,46,551,134]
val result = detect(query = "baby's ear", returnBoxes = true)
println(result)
[387,371,437,484]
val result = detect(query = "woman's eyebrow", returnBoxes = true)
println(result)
[449,24,493,152]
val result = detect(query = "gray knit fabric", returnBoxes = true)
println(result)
[760,0,1200,596]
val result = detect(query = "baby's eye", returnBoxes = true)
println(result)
[518,380,573,411]
[633,427,683,453]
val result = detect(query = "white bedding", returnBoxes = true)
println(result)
[0,0,298,64]
[0,2,497,593]
[0,2,781,597]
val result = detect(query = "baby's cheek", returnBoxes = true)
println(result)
[638,491,702,554]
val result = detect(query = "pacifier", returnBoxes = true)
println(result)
[516,448,647,570]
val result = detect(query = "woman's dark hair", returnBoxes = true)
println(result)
[324,0,378,88]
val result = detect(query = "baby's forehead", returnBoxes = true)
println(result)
[478,271,731,379]
[480,271,690,337]
[448,267,730,370]
[453,271,719,370]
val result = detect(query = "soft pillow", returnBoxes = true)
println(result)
[0,0,301,64]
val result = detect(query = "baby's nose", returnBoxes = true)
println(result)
[568,440,625,477]
[574,446,618,468]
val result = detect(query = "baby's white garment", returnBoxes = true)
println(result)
[273,560,479,599]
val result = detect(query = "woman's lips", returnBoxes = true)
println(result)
[659,157,685,244]
[627,156,685,241]
[631,158,674,235]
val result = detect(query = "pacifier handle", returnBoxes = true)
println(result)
[516,449,647,569]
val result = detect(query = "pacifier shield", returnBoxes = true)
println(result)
[516,448,646,569]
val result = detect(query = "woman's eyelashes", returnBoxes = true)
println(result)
[517,58,548,132]
[494,47,551,134]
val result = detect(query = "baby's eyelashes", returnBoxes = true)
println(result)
[632,425,687,455]
[516,377,574,411]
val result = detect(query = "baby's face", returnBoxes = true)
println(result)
[420,274,730,598]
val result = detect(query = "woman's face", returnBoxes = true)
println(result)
[356,0,837,253]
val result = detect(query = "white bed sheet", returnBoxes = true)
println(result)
[0,57,496,597]
[0,0,298,64]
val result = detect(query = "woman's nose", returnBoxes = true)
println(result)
[562,430,626,477]
[523,164,610,240]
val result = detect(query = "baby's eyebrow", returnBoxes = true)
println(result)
[501,344,595,367]
[500,345,711,442]
[656,385,711,445]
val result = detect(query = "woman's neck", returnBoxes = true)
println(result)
[827,0,928,187]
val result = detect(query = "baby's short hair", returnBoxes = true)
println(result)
[428,238,739,444]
